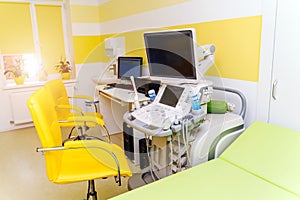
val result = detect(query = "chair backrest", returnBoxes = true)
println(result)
[44,79,70,121]
[27,87,63,179]
[27,87,63,147]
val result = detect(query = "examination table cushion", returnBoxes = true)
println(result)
[110,159,299,200]
[220,121,300,195]
[110,121,300,200]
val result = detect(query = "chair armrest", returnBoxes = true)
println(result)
[37,141,110,151]
[64,140,109,148]
[69,95,98,112]
[56,104,83,114]
[36,146,65,153]
[72,115,105,126]
[70,95,94,102]
[37,140,122,185]
[62,115,109,142]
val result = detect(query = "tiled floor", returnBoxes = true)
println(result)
[0,126,130,200]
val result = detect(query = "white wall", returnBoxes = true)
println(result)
[74,62,108,98]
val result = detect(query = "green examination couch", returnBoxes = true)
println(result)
[111,121,300,200]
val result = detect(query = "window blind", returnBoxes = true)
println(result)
[0,2,34,54]
[35,4,66,73]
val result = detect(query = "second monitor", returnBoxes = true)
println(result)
[118,56,143,79]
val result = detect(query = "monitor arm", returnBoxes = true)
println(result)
[197,44,216,75]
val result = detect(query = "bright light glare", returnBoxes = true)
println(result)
[23,54,39,80]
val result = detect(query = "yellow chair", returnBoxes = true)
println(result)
[44,79,110,142]
[27,87,132,200]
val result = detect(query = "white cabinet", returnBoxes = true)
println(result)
[269,0,300,131]
[260,0,300,131]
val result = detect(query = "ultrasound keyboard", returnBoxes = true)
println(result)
[131,104,181,128]
[115,83,133,90]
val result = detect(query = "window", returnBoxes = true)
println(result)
[0,0,73,85]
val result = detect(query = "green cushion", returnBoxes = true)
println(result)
[220,121,300,196]
[111,159,300,200]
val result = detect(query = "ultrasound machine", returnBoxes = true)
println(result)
[120,29,245,189]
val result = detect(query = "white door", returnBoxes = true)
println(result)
[269,0,300,131]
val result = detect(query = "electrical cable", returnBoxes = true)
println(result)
[169,136,173,175]
[178,135,181,172]
[144,135,160,181]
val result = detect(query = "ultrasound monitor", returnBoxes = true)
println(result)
[144,29,198,83]
[159,85,184,108]
[117,57,143,79]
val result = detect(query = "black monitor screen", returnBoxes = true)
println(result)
[144,29,197,80]
[159,85,184,107]
[118,57,143,79]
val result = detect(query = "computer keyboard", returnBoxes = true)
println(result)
[114,83,133,90]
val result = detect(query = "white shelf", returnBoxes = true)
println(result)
[2,79,76,90]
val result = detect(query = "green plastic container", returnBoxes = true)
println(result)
[207,100,228,114]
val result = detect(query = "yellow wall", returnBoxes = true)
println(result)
[70,3,102,65]
[195,16,262,82]
[73,16,261,82]
[71,2,261,82]
[98,0,190,23]
[70,5,100,23]
[71,0,190,65]
[73,35,113,64]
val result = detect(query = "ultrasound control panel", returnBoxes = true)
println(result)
[131,84,192,128]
